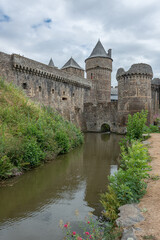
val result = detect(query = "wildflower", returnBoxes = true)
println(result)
[77,237,82,240]
[72,232,76,236]
[85,232,90,235]
[64,224,68,228]
[87,221,90,224]
[89,235,93,239]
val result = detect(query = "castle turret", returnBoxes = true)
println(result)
[61,57,84,77]
[48,58,55,67]
[85,40,112,104]
[116,63,153,128]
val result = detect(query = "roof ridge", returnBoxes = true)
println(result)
[61,57,83,70]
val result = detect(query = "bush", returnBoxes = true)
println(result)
[143,124,160,133]
[127,110,148,141]
[55,130,71,154]
[101,186,120,221]
[22,138,45,168]
[101,141,151,220]
[0,155,14,179]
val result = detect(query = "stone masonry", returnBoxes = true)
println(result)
[0,40,160,133]
[116,64,153,128]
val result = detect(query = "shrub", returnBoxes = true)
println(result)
[100,186,120,221]
[0,155,14,179]
[111,141,150,204]
[127,110,148,141]
[55,130,71,154]
[143,124,160,133]
[101,141,151,220]
[22,138,45,168]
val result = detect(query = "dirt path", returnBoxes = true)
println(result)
[135,133,160,240]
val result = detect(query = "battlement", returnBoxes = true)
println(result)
[12,54,91,89]
[116,63,153,80]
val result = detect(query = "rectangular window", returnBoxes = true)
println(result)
[22,83,27,89]
[62,97,67,100]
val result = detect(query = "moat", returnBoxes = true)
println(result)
[0,133,121,240]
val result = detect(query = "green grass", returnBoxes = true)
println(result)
[0,79,83,179]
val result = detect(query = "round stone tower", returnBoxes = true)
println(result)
[85,40,112,104]
[116,63,153,128]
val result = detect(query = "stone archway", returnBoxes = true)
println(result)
[101,123,110,132]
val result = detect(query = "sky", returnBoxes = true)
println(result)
[0,0,160,86]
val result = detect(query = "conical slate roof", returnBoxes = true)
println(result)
[86,40,111,60]
[48,58,54,67]
[152,78,160,85]
[61,57,83,70]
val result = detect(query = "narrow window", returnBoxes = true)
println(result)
[63,91,65,95]
[39,86,42,92]
[52,89,54,94]
[91,73,93,79]
[22,83,27,89]
[62,97,67,100]
[72,93,75,97]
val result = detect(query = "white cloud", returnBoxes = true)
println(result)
[0,0,160,86]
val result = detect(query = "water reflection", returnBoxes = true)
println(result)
[0,133,121,240]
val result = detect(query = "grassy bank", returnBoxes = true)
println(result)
[0,79,83,179]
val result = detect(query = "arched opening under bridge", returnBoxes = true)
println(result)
[101,123,110,133]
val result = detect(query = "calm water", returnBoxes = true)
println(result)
[0,133,121,240]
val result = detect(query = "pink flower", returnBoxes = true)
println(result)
[77,237,82,240]
[64,224,68,228]
[87,221,90,224]
[72,232,76,236]
[89,235,93,239]
[85,232,90,235]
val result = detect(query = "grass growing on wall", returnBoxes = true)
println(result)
[0,79,83,179]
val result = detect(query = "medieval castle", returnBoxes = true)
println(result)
[0,40,160,133]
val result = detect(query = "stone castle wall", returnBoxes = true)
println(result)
[83,102,118,132]
[0,51,91,129]
[0,49,160,133]
[61,67,84,78]
[151,79,160,119]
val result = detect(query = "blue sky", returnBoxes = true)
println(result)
[0,0,160,86]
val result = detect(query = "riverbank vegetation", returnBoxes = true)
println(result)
[62,111,159,239]
[101,110,152,222]
[0,80,83,179]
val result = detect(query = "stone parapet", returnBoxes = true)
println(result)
[12,54,91,89]
[116,63,153,80]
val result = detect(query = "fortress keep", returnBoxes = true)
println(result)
[0,40,159,133]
